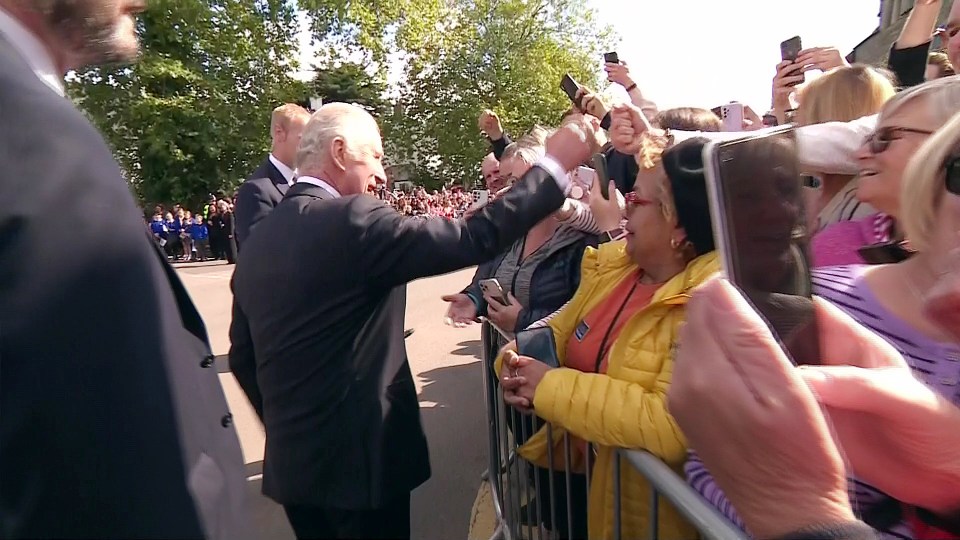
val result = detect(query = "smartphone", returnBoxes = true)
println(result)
[561,73,581,104]
[471,189,489,209]
[516,327,560,368]
[720,103,744,132]
[591,153,611,200]
[702,127,821,365]
[479,278,511,306]
[780,36,805,87]
[576,165,596,187]
[603,51,620,64]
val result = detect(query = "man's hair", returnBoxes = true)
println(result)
[654,107,722,132]
[271,103,311,135]
[296,102,379,171]
[500,126,550,166]
[797,65,895,126]
[928,51,956,78]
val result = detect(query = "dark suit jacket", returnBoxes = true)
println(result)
[0,37,249,539]
[229,167,565,510]
[235,157,289,248]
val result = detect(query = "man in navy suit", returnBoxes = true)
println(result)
[235,103,311,248]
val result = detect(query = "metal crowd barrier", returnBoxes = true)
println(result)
[478,320,747,540]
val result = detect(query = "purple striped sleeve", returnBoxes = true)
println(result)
[684,451,749,531]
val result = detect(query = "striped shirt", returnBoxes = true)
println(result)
[685,265,960,540]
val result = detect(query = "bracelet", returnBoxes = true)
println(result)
[625,83,638,92]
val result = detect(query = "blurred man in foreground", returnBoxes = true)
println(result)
[229,102,594,539]
[0,1,249,538]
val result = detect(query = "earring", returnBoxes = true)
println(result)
[670,237,681,250]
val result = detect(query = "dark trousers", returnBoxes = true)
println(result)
[283,493,411,540]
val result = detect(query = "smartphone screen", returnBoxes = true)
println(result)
[603,52,619,64]
[561,74,581,103]
[704,128,820,365]
[780,36,802,62]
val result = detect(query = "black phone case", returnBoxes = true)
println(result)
[516,327,560,369]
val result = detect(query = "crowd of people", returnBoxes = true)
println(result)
[377,185,475,218]
[7,0,960,539]
[147,195,238,263]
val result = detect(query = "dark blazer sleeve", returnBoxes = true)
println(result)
[228,294,263,420]
[356,165,566,288]
[490,133,513,161]
[235,180,270,246]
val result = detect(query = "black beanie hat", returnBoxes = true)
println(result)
[661,137,715,256]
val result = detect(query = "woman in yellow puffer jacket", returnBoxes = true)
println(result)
[496,135,719,539]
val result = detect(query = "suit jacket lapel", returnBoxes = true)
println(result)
[266,159,290,197]
[143,229,211,344]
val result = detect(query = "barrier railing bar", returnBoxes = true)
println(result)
[649,485,659,540]
[480,323,508,540]
[563,434,574,539]
[613,451,622,540]
[620,450,748,540]
[546,424,557,535]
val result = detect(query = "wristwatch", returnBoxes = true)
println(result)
[599,229,622,244]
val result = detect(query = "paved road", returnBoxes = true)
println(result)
[177,261,486,540]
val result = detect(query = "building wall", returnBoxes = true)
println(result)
[849,0,952,65]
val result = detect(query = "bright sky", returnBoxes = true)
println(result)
[293,0,883,114]
[590,0,882,113]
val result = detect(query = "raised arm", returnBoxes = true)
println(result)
[359,122,594,287]
[889,0,942,88]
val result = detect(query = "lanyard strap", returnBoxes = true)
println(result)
[593,280,640,373]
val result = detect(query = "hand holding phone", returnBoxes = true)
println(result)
[603,51,620,64]
[479,278,511,306]
[561,74,582,106]
[591,153,611,200]
[779,36,805,87]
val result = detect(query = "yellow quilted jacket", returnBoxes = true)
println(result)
[496,241,719,539]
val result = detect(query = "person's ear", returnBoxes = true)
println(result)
[331,138,348,171]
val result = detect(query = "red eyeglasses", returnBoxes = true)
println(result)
[624,191,657,211]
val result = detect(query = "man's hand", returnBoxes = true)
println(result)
[545,117,597,172]
[479,109,505,140]
[796,47,849,73]
[485,292,522,333]
[604,60,634,88]
[609,104,649,155]
[441,293,478,327]
[668,278,854,539]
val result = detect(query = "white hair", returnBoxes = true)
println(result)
[881,75,960,122]
[296,103,380,172]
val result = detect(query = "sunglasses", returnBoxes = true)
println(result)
[624,191,657,211]
[945,155,960,196]
[864,126,934,154]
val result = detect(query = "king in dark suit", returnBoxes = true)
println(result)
[234,103,311,248]
[0,2,249,538]
[228,103,595,539]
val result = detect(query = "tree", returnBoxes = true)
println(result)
[302,0,615,189]
[310,61,388,116]
[69,0,308,209]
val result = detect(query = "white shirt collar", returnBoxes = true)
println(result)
[0,7,64,97]
[296,175,341,199]
[268,154,296,186]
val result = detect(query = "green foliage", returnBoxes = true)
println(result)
[309,61,388,116]
[303,0,615,188]
[68,0,309,209]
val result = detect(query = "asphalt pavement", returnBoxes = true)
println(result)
[177,261,486,540]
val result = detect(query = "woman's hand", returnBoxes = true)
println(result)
[796,46,849,73]
[576,88,610,121]
[668,278,854,539]
[500,350,553,411]
[799,298,960,517]
[589,180,625,231]
[604,61,634,88]
[484,291,522,332]
[441,293,478,327]
[772,60,803,125]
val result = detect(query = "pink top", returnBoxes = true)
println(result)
[811,213,893,267]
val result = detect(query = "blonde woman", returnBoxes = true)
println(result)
[796,65,896,233]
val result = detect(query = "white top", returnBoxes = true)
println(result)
[0,7,64,96]
[268,154,296,186]
[296,175,342,198]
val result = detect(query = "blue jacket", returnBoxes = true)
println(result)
[189,223,209,240]
[149,220,167,237]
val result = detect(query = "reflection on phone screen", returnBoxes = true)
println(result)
[714,130,820,365]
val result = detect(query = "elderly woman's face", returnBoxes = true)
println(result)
[856,97,939,218]
[624,165,676,268]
